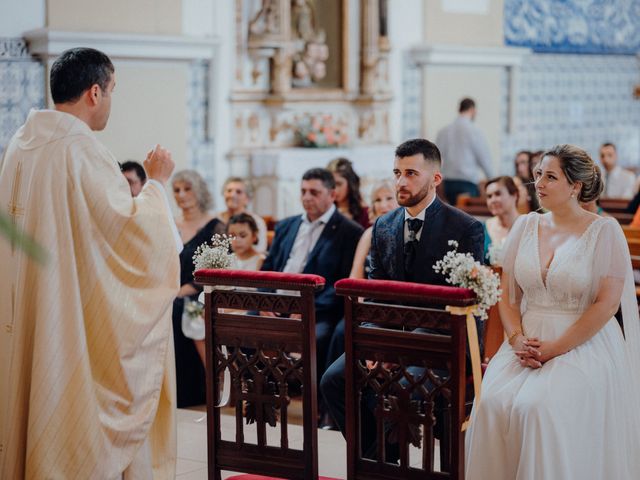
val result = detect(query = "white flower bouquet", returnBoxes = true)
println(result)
[486,241,504,267]
[184,234,236,340]
[433,240,502,320]
[182,298,206,340]
[192,233,235,271]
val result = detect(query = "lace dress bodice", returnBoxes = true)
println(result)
[514,214,607,313]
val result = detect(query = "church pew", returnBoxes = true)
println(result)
[623,225,640,241]
[483,267,504,362]
[336,278,480,480]
[600,198,631,214]
[627,239,640,269]
[455,196,491,218]
[195,269,325,480]
[610,212,634,225]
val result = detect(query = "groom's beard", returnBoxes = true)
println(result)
[396,182,430,207]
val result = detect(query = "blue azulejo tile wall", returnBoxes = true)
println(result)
[505,0,640,55]
[0,38,45,157]
[502,54,640,170]
[187,60,215,184]
[501,0,640,172]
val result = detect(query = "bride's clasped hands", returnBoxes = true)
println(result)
[512,335,561,368]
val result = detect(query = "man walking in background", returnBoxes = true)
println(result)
[437,97,494,205]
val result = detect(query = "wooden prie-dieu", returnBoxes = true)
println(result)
[195,269,325,480]
[335,278,479,480]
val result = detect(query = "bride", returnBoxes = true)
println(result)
[465,144,640,479]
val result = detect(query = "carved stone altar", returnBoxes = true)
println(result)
[249,145,395,219]
[231,1,393,191]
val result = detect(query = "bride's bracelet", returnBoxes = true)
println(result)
[507,329,523,346]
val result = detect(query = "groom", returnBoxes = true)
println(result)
[320,137,485,459]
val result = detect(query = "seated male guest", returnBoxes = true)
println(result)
[320,138,484,460]
[120,160,146,197]
[600,142,636,198]
[261,168,363,381]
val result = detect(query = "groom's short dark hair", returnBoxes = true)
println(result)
[395,138,442,166]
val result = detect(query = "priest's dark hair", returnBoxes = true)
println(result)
[50,47,114,104]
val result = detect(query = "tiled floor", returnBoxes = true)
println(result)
[177,406,441,479]
[176,408,347,479]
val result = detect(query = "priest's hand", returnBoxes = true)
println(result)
[144,144,174,184]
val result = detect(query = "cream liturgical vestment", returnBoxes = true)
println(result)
[0,110,180,479]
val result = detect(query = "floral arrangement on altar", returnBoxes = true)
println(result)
[295,115,349,148]
[433,240,502,320]
[183,234,235,340]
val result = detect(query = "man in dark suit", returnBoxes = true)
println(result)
[262,167,363,381]
[320,138,484,458]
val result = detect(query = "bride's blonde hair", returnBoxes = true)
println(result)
[542,144,604,203]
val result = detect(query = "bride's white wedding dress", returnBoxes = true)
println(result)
[465,213,640,479]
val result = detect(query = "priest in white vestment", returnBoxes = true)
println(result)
[0,48,181,479]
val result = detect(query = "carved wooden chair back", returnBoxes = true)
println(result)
[335,278,477,480]
[195,269,325,480]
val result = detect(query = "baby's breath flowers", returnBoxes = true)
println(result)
[433,240,502,320]
[192,234,235,271]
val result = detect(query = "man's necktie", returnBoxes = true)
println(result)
[404,218,424,280]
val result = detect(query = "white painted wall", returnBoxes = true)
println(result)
[208,0,235,209]
[182,0,215,37]
[0,0,45,36]
[47,0,181,34]
[424,65,503,175]
[94,60,190,175]
[388,0,424,144]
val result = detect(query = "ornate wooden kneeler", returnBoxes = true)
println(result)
[335,278,480,480]
[195,269,326,480]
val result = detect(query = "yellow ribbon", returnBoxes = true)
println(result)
[445,305,482,432]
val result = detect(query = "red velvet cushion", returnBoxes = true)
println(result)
[226,476,340,480]
[335,278,476,306]
[195,269,326,289]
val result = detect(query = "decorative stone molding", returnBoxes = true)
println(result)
[24,29,220,61]
[0,38,30,60]
[407,44,532,134]
[408,44,531,68]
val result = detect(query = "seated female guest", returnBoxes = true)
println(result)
[327,157,370,228]
[465,145,640,478]
[189,212,265,366]
[172,169,225,408]
[350,180,397,279]
[514,150,538,213]
[483,176,520,265]
[217,176,268,252]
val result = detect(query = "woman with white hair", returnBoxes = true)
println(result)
[171,169,225,408]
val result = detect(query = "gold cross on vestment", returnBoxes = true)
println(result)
[7,161,25,254]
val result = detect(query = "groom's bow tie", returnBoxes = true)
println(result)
[406,218,424,242]
[404,218,424,280]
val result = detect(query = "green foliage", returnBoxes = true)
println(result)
[0,211,47,263]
